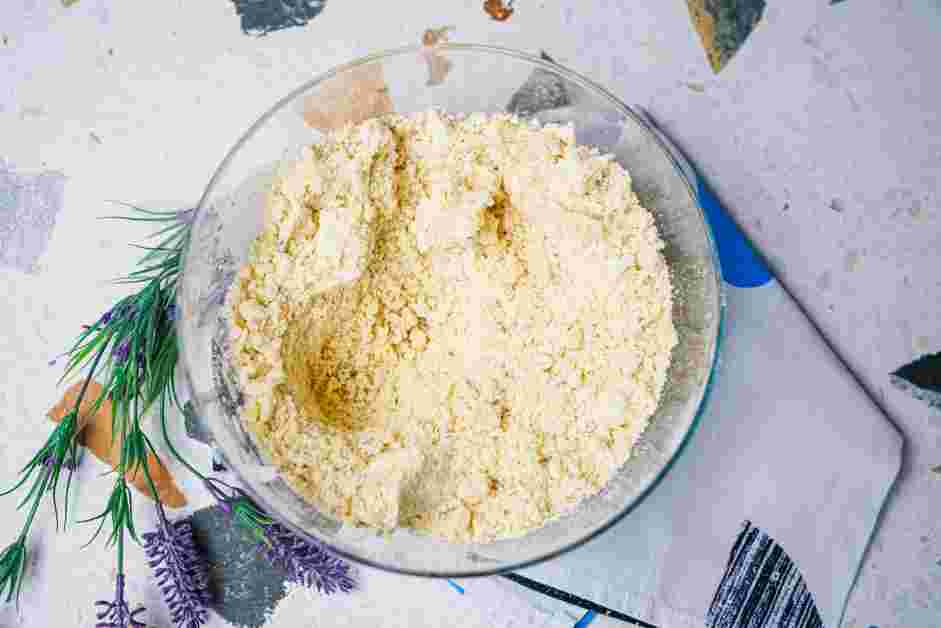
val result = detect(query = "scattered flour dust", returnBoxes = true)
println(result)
[228,111,676,542]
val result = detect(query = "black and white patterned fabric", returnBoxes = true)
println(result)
[708,521,822,628]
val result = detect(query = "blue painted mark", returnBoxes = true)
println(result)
[447,579,465,594]
[573,609,596,627]
[696,177,772,288]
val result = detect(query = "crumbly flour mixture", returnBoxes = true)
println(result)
[229,111,676,542]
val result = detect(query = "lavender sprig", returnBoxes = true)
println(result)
[203,478,355,594]
[261,522,355,594]
[203,478,273,541]
[0,539,27,605]
[1,204,191,607]
[0,360,103,605]
[142,505,210,628]
[95,575,146,628]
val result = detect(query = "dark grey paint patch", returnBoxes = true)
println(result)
[190,505,289,628]
[212,452,228,472]
[506,52,572,118]
[687,0,767,73]
[184,401,213,445]
[891,351,941,410]
[231,0,327,36]
[0,160,66,272]
[183,401,228,471]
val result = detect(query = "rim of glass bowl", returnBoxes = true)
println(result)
[178,43,725,578]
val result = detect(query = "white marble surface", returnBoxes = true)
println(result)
[1,1,939,627]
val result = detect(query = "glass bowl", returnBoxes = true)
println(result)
[178,44,722,577]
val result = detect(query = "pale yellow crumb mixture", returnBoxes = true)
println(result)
[228,111,677,542]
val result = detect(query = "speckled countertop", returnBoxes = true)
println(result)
[1,2,938,627]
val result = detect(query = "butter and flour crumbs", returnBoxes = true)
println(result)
[228,111,677,542]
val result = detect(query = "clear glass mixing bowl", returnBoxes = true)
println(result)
[178,44,722,577]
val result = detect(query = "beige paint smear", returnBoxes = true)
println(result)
[48,380,186,507]
[301,63,394,131]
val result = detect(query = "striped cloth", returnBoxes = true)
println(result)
[709,522,822,628]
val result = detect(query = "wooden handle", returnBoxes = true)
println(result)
[48,381,187,508]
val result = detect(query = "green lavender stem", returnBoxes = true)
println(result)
[18,472,49,542]
[3,205,194,609]
[0,344,112,605]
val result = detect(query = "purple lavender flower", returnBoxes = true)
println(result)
[41,450,78,472]
[113,338,131,363]
[95,575,146,628]
[174,208,197,225]
[260,522,356,594]
[203,479,238,516]
[142,507,210,628]
[203,478,355,595]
